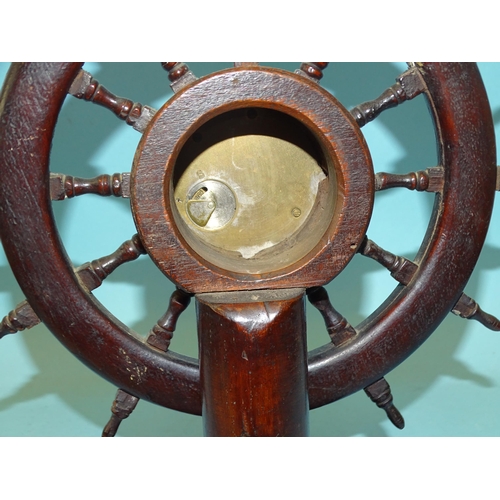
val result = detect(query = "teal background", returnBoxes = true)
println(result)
[1,62,500,437]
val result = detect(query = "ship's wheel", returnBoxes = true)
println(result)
[0,62,498,436]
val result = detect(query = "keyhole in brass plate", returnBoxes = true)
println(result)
[186,181,236,229]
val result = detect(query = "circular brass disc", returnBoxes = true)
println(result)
[173,108,332,274]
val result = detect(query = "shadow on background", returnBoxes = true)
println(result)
[1,62,499,436]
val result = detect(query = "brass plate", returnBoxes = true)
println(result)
[173,108,332,274]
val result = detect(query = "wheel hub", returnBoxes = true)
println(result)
[131,67,374,293]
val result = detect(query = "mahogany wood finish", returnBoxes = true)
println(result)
[452,293,500,331]
[132,66,374,293]
[102,389,140,437]
[198,289,308,437]
[161,62,197,92]
[307,287,356,347]
[375,167,444,192]
[296,62,329,82]
[161,62,191,82]
[0,62,497,436]
[359,237,417,285]
[50,172,131,199]
[308,64,496,409]
[146,288,192,352]
[77,234,146,290]
[350,67,426,127]
[69,69,155,132]
[364,378,405,429]
[0,235,146,337]
[0,300,40,339]
[359,237,500,331]
[0,62,202,417]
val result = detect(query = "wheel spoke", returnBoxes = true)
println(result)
[307,286,356,347]
[77,234,146,292]
[452,294,500,331]
[295,63,328,83]
[102,388,140,437]
[358,237,417,285]
[0,235,146,339]
[0,300,40,339]
[364,378,405,429]
[50,172,131,200]
[375,167,444,192]
[359,237,500,331]
[350,67,426,127]
[354,239,410,427]
[2,62,495,435]
[146,288,192,351]
[161,62,197,93]
[68,70,156,133]
[0,234,146,339]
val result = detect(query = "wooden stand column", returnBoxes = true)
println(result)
[197,288,308,437]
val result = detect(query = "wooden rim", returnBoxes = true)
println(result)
[308,63,497,407]
[0,63,495,415]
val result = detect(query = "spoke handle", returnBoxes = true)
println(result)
[69,69,156,132]
[50,173,131,200]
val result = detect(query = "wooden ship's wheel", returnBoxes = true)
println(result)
[0,62,498,436]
